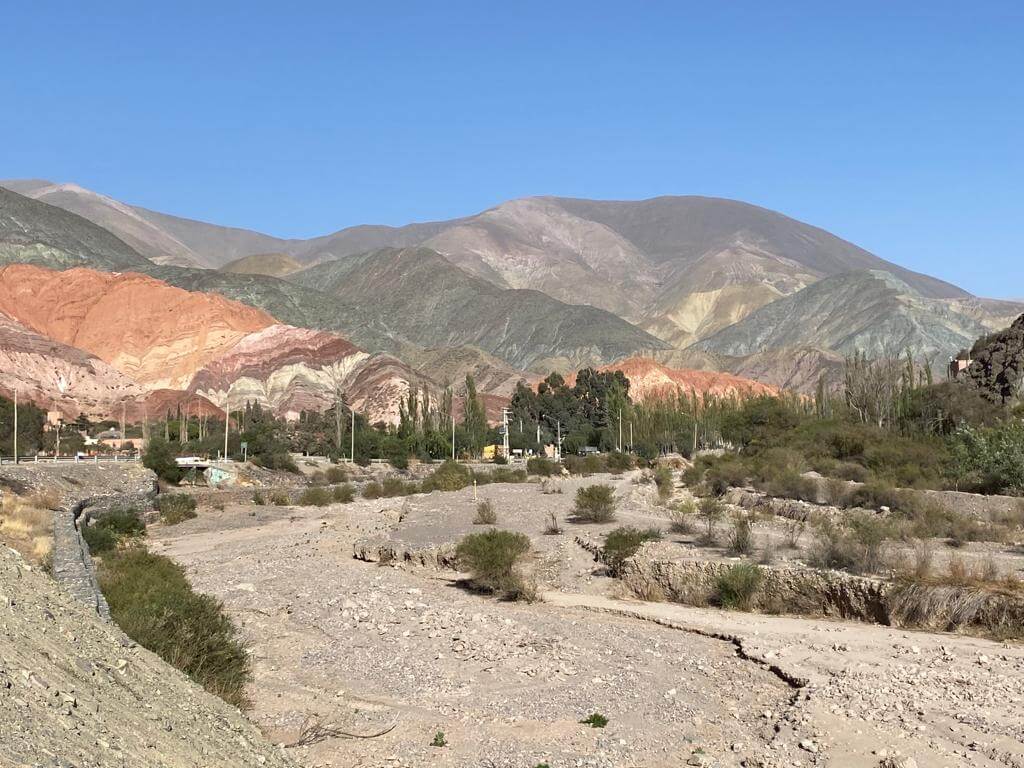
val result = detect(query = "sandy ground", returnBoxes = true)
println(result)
[152,474,1024,768]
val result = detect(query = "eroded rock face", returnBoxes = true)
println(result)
[966,313,1024,404]
[0,264,274,389]
[0,264,438,425]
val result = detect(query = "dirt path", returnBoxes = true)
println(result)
[152,487,1024,768]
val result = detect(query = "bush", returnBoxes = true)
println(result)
[543,512,563,535]
[473,499,497,525]
[455,529,532,597]
[98,547,250,708]
[269,491,291,506]
[605,451,634,474]
[156,494,198,526]
[143,437,181,484]
[251,490,265,505]
[809,514,891,575]
[332,483,355,503]
[653,465,674,502]
[697,497,723,543]
[728,513,754,555]
[668,499,696,534]
[423,460,472,492]
[362,481,383,500]
[573,484,617,523]
[251,452,298,473]
[603,526,662,575]
[580,713,609,728]
[527,457,556,477]
[83,506,145,553]
[716,563,763,610]
[583,454,605,474]
[326,466,348,484]
[299,486,331,506]
[381,477,415,497]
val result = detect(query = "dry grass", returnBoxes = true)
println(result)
[0,495,53,567]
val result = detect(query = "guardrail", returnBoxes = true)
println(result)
[0,454,141,466]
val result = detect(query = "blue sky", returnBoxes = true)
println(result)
[2,2,1021,297]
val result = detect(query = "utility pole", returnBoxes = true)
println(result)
[223,394,229,461]
[618,408,622,452]
[451,414,456,460]
[351,408,355,463]
[13,389,17,464]
[335,387,343,455]
[501,407,510,461]
[556,420,561,463]
[120,399,126,447]
[629,421,633,453]
[55,420,61,461]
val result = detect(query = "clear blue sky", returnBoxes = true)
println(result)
[2,2,1021,297]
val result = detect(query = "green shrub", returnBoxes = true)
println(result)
[381,477,414,497]
[156,494,198,525]
[562,455,586,475]
[82,524,117,554]
[269,491,290,506]
[423,460,472,492]
[603,526,662,574]
[527,457,556,477]
[362,481,383,500]
[455,529,531,597]
[810,514,891,575]
[326,466,348,484]
[98,547,250,708]
[83,506,145,553]
[580,713,609,728]
[332,483,355,503]
[605,451,634,474]
[482,467,528,484]
[252,452,298,473]
[583,454,604,474]
[697,497,723,543]
[299,486,331,506]
[668,499,696,534]
[716,563,763,610]
[143,437,181,484]
[251,490,265,505]
[431,731,447,747]
[653,464,675,502]
[473,499,497,525]
[761,470,817,502]
[573,484,617,523]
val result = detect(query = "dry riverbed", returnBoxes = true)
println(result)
[151,473,1024,768]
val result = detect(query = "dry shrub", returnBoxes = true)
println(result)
[783,519,806,549]
[473,499,497,525]
[728,513,754,555]
[0,496,53,565]
[715,563,763,610]
[455,529,532,599]
[668,499,696,534]
[542,512,563,535]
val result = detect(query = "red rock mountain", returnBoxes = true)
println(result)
[569,356,780,402]
[0,265,437,425]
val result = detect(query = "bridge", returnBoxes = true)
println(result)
[0,454,141,466]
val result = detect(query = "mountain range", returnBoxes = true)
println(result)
[1,178,1019,422]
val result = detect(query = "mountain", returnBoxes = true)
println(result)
[566,356,780,401]
[0,264,436,425]
[0,180,202,267]
[0,186,150,272]
[285,247,670,370]
[693,270,995,363]
[219,252,304,277]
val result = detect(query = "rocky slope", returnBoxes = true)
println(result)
[0,313,145,419]
[0,186,150,272]
[287,247,669,370]
[0,545,294,767]
[965,313,1024,404]
[694,270,996,363]
[219,252,305,277]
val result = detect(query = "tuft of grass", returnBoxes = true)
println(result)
[98,547,251,709]
[653,465,674,502]
[572,484,617,523]
[326,465,348,484]
[269,490,291,506]
[0,495,53,566]
[580,713,609,728]
[728,512,754,555]
[251,490,265,506]
[543,512,563,535]
[431,731,447,747]
[668,499,696,534]
[83,506,145,554]
[156,494,198,526]
[473,499,497,525]
[455,529,531,598]
[716,563,763,610]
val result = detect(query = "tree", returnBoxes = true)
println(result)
[143,436,182,483]
[462,375,487,457]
